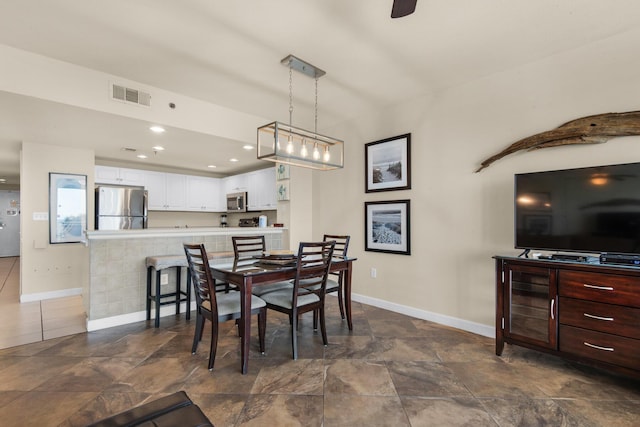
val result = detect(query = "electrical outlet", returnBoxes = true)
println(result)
[160,273,169,285]
[371,268,377,278]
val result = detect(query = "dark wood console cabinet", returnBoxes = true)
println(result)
[495,256,640,378]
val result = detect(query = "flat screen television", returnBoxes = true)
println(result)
[515,162,640,255]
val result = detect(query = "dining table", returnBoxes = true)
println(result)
[210,255,357,374]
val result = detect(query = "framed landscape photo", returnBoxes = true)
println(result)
[365,199,411,255]
[365,133,411,193]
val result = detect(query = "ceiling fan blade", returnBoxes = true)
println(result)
[391,0,417,18]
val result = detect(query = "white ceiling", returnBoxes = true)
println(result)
[1,0,639,186]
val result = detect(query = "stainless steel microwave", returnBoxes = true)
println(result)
[226,192,247,212]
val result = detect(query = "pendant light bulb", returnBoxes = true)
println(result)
[286,135,294,154]
[323,146,330,162]
[312,142,320,160]
[300,139,308,158]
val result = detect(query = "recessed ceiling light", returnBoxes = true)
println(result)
[150,126,165,133]
[243,145,254,150]
[207,165,217,168]
[0,178,6,183]
[229,158,239,162]
[137,154,148,159]
[152,146,165,151]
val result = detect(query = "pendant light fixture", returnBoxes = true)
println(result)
[257,55,344,170]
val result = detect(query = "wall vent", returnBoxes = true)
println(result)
[111,83,151,107]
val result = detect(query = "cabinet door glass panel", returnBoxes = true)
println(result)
[508,266,552,344]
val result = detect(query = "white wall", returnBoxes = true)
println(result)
[20,142,94,299]
[314,32,640,331]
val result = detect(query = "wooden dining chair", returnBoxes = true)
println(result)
[323,234,350,319]
[259,240,336,359]
[232,235,293,297]
[184,243,267,370]
[303,235,350,325]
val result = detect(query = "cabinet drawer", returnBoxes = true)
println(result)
[559,297,640,340]
[559,325,640,369]
[558,270,640,308]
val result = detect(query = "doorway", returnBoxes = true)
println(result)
[0,190,20,257]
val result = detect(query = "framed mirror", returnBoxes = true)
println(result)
[49,173,87,244]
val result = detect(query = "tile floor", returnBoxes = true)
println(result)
[0,257,639,426]
[0,257,86,349]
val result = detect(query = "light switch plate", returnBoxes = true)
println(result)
[33,212,48,221]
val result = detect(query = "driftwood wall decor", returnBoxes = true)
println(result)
[476,111,640,172]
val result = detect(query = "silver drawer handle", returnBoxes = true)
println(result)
[583,313,614,321]
[584,342,614,352]
[583,284,614,291]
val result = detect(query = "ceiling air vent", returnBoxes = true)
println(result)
[111,84,151,107]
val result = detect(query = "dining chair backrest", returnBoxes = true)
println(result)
[232,235,266,261]
[323,234,350,257]
[183,243,218,315]
[292,240,336,305]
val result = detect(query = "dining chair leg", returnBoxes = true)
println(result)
[312,309,318,331]
[192,312,204,354]
[258,308,266,354]
[337,280,346,320]
[319,305,328,346]
[237,318,244,338]
[291,309,299,360]
[208,319,219,371]
[198,312,206,342]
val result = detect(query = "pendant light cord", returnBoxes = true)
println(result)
[314,76,318,134]
[289,63,293,127]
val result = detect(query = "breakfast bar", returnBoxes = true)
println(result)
[84,227,286,331]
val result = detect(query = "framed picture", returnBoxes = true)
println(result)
[277,181,290,201]
[276,163,290,180]
[49,172,87,244]
[365,133,411,193]
[365,199,411,255]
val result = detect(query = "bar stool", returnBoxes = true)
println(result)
[146,255,191,327]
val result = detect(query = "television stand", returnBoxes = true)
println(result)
[495,255,640,379]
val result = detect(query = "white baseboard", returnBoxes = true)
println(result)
[20,287,83,303]
[351,292,495,338]
[88,293,495,339]
[87,301,196,331]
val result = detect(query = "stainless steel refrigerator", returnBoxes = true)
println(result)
[95,186,148,230]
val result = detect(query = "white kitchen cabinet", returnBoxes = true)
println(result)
[96,165,272,212]
[247,167,277,211]
[145,171,186,210]
[95,166,146,186]
[186,176,224,212]
[223,173,248,194]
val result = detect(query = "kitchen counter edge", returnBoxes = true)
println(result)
[85,227,286,240]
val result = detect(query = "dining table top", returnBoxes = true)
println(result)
[215,255,356,275]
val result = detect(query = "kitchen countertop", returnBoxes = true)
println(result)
[85,226,286,240]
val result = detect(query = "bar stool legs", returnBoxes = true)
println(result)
[146,263,191,328]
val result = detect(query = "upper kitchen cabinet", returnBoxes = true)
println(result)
[223,173,248,194]
[95,166,146,186]
[247,168,277,211]
[186,176,224,212]
[145,171,186,211]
